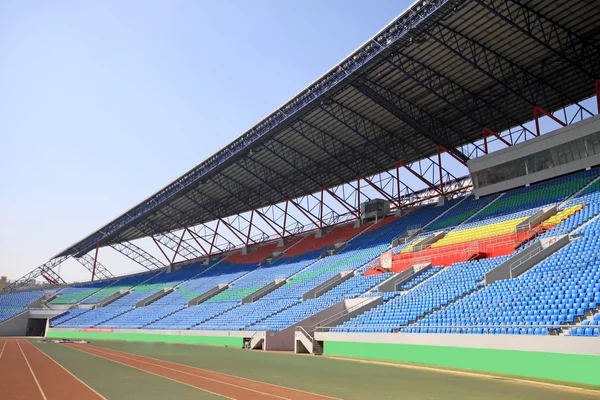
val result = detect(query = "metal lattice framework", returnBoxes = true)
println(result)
[5,0,600,291]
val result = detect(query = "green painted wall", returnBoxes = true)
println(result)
[47,330,242,348]
[324,340,600,386]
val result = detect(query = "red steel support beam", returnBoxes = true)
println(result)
[534,106,566,136]
[362,176,401,208]
[246,210,255,245]
[320,189,324,229]
[290,200,321,229]
[91,244,99,281]
[42,275,60,286]
[396,161,401,205]
[438,145,469,168]
[186,228,209,255]
[324,187,359,219]
[171,229,187,264]
[152,237,172,265]
[437,147,444,195]
[282,201,289,237]
[255,210,284,239]
[220,218,246,245]
[482,128,512,154]
[397,161,443,195]
[596,80,600,115]
[209,219,221,255]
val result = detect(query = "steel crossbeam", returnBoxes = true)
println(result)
[110,241,166,271]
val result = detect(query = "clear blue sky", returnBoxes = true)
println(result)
[2,1,596,283]
[0,0,413,281]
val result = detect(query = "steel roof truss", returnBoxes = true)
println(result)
[4,256,68,292]
[264,138,358,219]
[293,116,400,180]
[319,102,404,163]
[236,156,322,228]
[426,23,594,117]
[352,78,469,163]
[386,52,535,148]
[478,0,600,80]
[110,241,166,271]
[75,253,114,281]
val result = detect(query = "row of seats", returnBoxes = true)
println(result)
[430,216,528,248]
[470,170,597,222]
[96,202,456,331]
[399,180,600,336]
[542,204,583,227]
[333,257,508,333]
[42,168,600,336]
[50,281,112,304]
[0,289,52,323]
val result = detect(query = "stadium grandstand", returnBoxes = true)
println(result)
[2,0,600,395]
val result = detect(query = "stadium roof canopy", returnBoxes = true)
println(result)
[60,0,600,258]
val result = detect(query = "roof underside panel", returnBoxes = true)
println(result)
[60,0,600,257]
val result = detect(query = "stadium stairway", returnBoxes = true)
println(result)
[184,211,452,334]
[118,223,374,330]
[44,169,600,339]
[399,195,600,336]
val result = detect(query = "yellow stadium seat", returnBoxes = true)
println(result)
[542,205,583,227]
[401,237,426,253]
[431,217,528,248]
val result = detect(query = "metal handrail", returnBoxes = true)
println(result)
[402,243,479,267]
[313,271,353,298]
[306,296,380,332]
[295,325,318,348]
[508,246,543,274]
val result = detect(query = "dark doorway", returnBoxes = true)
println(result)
[26,318,47,336]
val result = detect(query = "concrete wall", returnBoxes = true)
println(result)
[47,327,245,347]
[302,272,353,300]
[241,280,286,304]
[0,311,29,336]
[26,293,53,309]
[485,240,542,284]
[322,297,383,329]
[135,288,173,307]
[318,333,600,386]
[263,300,350,351]
[512,234,570,277]
[97,290,130,307]
[515,206,557,232]
[470,114,600,197]
[188,284,229,306]
[315,331,600,356]
[413,232,444,252]
[29,309,65,319]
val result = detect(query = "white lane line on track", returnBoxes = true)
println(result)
[17,340,47,400]
[23,339,107,400]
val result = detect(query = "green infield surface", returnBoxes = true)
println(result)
[1,338,598,400]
